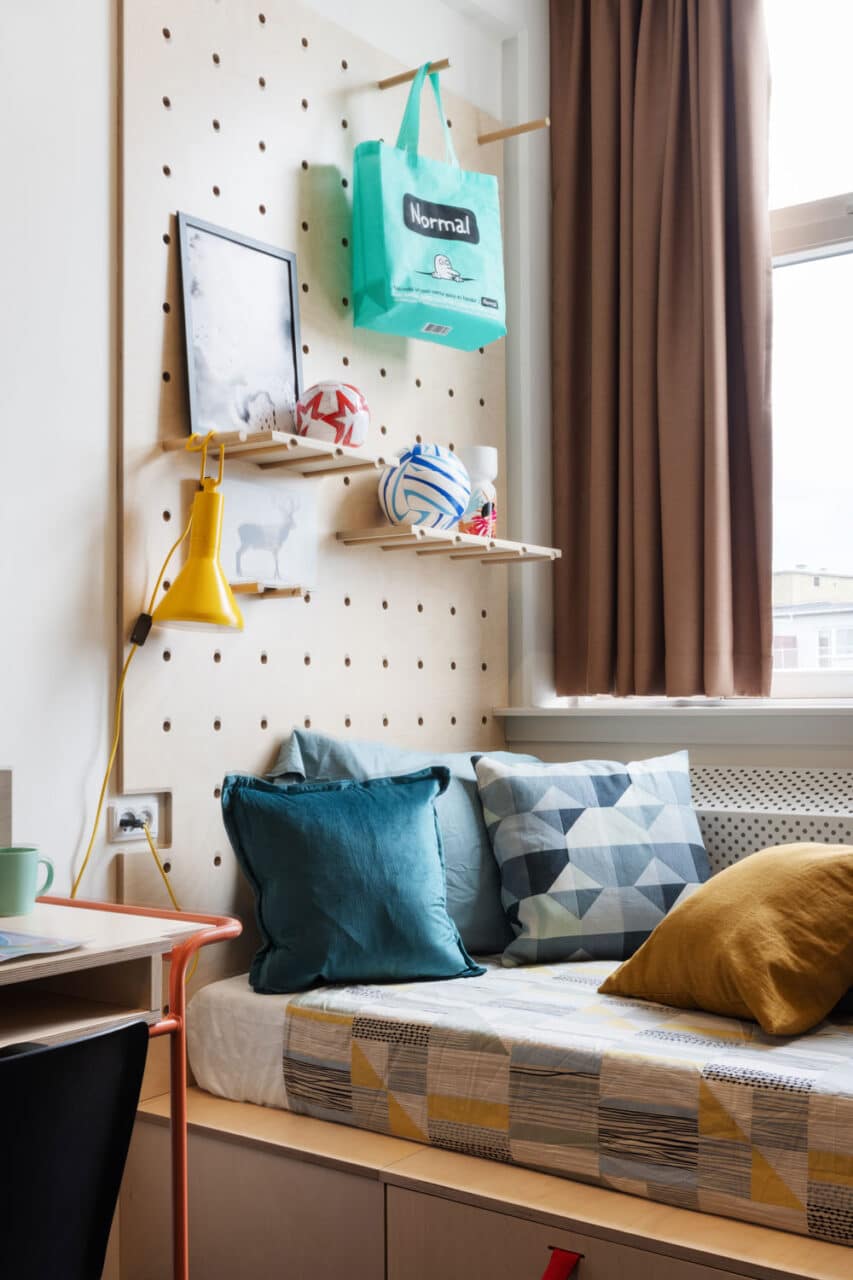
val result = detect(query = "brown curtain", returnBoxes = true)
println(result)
[550,0,773,697]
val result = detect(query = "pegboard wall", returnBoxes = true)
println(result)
[118,0,509,964]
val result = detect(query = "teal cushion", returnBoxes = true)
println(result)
[268,730,537,954]
[222,769,484,993]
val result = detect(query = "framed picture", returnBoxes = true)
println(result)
[220,475,318,591]
[177,212,303,436]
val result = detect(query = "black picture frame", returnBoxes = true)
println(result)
[177,212,304,436]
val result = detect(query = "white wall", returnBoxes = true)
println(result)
[0,0,116,897]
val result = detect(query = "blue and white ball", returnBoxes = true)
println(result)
[379,444,471,530]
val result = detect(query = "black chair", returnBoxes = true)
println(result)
[0,1020,149,1280]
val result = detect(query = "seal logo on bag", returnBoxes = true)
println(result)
[403,194,480,244]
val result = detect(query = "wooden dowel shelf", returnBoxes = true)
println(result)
[230,582,303,599]
[378,58,450,90]
[336,526,561,565]
[477,116,551,145]
[162,431,385,477]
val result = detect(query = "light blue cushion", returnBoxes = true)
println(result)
[222,769,484,993]
[268,731,537,954]
[475,750,710,965]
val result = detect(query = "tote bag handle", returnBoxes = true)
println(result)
[395,62,459,168]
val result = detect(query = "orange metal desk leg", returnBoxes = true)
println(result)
[41,896,241,1280]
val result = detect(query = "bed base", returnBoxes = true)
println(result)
[120,1088,850,1280]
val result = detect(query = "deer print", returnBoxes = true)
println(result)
[236,498,298,582]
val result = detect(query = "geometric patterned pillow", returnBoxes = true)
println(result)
[475,750,710,965]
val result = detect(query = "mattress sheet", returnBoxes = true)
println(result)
[188,962,853,1244]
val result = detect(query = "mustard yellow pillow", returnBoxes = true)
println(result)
[599,843,853,1035]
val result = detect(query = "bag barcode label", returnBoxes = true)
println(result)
[422,322,452,336]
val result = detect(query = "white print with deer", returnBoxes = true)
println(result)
[220,474,319,590]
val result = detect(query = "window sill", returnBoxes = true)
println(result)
[493,702,853,749]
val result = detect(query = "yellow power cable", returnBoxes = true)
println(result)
[143,821,199,981]
[71,510,193,901]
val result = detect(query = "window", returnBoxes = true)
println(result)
[767,0,853,697]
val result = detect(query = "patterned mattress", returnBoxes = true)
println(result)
[278,961,853,1244]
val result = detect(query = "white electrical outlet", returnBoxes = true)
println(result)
[108,795,160,843]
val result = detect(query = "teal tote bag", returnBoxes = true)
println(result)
[353,64,506,351]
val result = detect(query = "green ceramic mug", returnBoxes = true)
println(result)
[0,847,54,916]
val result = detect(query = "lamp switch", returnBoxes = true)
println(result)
[108,796,160,843]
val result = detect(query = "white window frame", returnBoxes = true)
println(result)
[769,192,853,699]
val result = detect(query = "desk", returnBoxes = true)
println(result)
[0,896,241,1280]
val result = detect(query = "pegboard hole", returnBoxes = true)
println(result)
[449,605,457,616]
[301,98,308,110]
[258,11,266,22]
[479,347,485,354]
[380,425,388,435]
[481,609,488,619]
[341,236,349,248]
[260,651,268,664]
[301,36,309,48]
[302,343,309,355]
[302,282,309,293]
[260,718,268,730]
[162,27,171,40]
[212,118,221,131]
[381,599,389,610]
[162,95,172,108]
[304,653,311,666]
[342,476,350,487]
[448,442,455,451]
[415,379,422,388]
[162,371,171,382]
[342,355,349,366]
[342,297,349,307]
[212,51,220,64]
[344,655,351,667]
[213,650,221,663]
[214,786,221,800]
[418,717,424,726]
[162,233,171,245]
[382,716,389,728]
[448,388,454,397]
[450,716,457,726]
[382,657,389,669]
[259,139,267,152]
[162,301,171,313]
[341,58,348,69]
[162,509,172,522]
[301,220,309,231]
[341,177,348,189]
[481,662,488,671]
[212,185,221,197]
[304,717,312,728]
[213,718,222,731]
[259,76,267,88]
[163,719,172,733]
[259,204,267,215]
[341,118,348,129]
[481,715,488,726]
[162,580,171,592]
[303,592,311,604]
[345,716,352,728]
[302,160,309,170]
[450,661,457,670]
[416,602,424,613]
[163,649,171,662]
[479,398,485,407]
[163,861,172,874]
[214,854,222,866]
[417,659,424,669]
[415,433,423,444]
[446,118,453,129]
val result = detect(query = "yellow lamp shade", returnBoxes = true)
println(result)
[153,481,244,631]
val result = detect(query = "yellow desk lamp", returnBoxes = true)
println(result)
[72,432,242,901]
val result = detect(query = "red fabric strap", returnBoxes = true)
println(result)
[541,1247,582,1279]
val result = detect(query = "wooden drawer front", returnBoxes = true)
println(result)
[122,1120,385,1280]
[387,1187,746,1280]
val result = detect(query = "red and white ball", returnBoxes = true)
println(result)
[295,381,370,448]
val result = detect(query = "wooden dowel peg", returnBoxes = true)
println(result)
[477,116,550,146]
[378,58,450,91]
